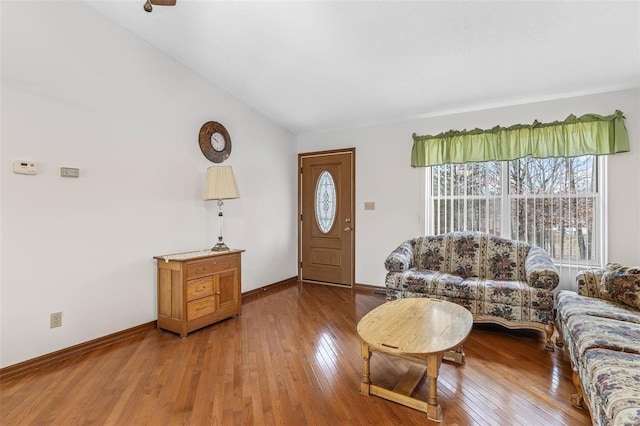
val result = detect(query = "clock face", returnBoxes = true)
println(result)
[211,132,226,152]
[199,121,231,163]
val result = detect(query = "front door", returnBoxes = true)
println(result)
[299,149,355,286]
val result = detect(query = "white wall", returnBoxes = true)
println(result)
[0,2,297,368]
[298,89,640,290]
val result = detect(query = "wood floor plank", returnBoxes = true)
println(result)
[0,282,591,425]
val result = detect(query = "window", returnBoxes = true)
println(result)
[427,155,603,265]
[315,171,337,233]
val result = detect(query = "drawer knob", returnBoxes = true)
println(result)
[215,291,221,295]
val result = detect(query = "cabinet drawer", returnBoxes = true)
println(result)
[187,295,215,320]
[186,277,213,301]
[186,255,240,279]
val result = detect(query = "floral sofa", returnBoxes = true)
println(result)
[556,265,640,425]
[384,231,559,350]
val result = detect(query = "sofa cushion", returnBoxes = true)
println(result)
[447,233,482,278]
[565,314,640,359]
[413,232,533,280]
[556,290,640,325]
[484,235,529,281]
[414,234,449,272]
[385,268,465,295]
[435,275,482,300]
[385,289,483,313]
[600,263,640,310]
[480,279,523,307]
[576,268,609,299]
[582,348,640,426]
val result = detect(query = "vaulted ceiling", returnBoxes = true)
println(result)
[86,1,640,134]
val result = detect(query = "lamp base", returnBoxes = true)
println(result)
[211,239,230,252]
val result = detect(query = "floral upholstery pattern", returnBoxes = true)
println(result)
[526,246,563,289]
[584,348,640,426]
[556,287,640,426]
[565,315,640,359]
[385,232,559,348]
[577,268,611,300]
[557,290,640,326]
[600,263,640,310]
[384,240,414,272]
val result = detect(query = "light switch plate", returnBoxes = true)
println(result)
[60,167,79,178]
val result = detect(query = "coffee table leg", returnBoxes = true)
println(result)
[426,354,443,422]
[360,340,371,396]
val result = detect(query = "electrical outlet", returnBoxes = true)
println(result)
[50,312,62,328]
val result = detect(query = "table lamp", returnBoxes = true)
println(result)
[203,166,239,251]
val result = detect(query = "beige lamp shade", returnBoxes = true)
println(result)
[203,166,240,200]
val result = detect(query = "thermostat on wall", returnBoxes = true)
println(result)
[13,160,38,175]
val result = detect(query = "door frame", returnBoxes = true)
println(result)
[298,148,356,287]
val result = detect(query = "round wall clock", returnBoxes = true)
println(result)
[199,121,232,163]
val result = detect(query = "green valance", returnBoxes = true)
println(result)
[411,110,630,167]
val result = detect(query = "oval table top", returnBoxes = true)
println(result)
[357,298,473,357]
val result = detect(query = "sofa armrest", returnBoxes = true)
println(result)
[384,240,415,272]
[525,246,559,290]
[576,268,607,298]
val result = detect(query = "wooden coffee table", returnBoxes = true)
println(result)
[357,298,473,422]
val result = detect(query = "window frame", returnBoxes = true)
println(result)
[422,156,608,267]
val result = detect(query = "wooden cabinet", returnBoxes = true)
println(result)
[154,249,243,337]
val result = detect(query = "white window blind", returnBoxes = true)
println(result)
[427,155,604,267]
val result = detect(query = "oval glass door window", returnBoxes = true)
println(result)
[315,171,336,233]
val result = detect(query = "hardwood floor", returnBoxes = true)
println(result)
[0,282,590,425]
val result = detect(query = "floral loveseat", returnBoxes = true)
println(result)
[556,265,640,425]
[384,231,559,350]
